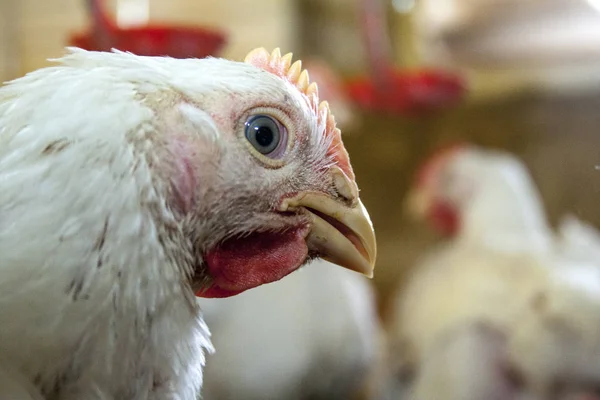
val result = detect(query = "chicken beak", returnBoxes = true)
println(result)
[403,188,430,221]
[279,167,376,278]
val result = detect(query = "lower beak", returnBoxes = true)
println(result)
[403,188,430,221]
[280,190,377,278]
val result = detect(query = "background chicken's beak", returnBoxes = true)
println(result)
[404,189,430,221]
[280,191,376,278]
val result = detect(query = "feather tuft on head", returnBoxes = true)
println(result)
[244,47,354,181]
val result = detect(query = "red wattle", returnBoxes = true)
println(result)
[197,227,310,298]
[430,200,460,237]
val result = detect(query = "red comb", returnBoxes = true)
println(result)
[244,48,354,181]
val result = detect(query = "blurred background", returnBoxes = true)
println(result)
[2,0,600,398]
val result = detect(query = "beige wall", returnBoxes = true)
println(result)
[298,0,365,72]
[18,0,88,74]
[149,0,298,61]
[0,0,23,82]
[0,0,297,80]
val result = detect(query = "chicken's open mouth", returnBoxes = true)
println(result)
[279,192,376,277]
[305,207,370,262]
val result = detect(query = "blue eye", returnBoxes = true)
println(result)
[244,115,287,158]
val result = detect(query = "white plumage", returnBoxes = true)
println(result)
[199,259,380,400]
[387,145,600,400]
[0,49,216,400]
[508,215,600,399]
[0,48,376,399]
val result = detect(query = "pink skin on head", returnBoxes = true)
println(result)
[168,136,313,298]
[196,49,356,298]
[167,49,360,298]
[244,49,355,181]
[414,142,468,237]
[168,136,199,214]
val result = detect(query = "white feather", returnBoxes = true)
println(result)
[0,48,328,399]
[199,259,380,400]
[389,146,600,399]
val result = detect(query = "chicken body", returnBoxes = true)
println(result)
[199,259,380,400]
[508,215,600,399]
[0,51,211,400]
[387,145,556,400]
[389,145,600,400]
[0,48,376,399]
[411,320,542,400]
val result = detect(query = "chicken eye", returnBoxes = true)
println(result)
[244,115,287,158]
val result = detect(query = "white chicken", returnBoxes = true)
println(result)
[386,143,600,400]
[384,144,557,400]
[199,258,380,400]
[556,214,600,262]
[508,215,600,400]
[0,47,376,399]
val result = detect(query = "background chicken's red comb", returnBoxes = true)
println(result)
[415,142,469,187]
[244,48,355,181]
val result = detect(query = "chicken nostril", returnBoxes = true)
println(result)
[331,166,358,203]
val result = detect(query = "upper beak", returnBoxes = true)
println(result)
[279,167,376,278]
[403,188,430,221]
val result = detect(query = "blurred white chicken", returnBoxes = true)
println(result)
[385,144,600,400]
[508,214,600,400]
[199,258,381,400]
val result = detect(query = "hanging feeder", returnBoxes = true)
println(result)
[345,0,466,116]
[69,0,227,59]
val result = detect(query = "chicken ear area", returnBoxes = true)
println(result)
[197,226,311,298]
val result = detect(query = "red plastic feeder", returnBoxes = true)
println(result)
[346,69,466,116]
[69,0,227,59]
[348,0,467,116]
